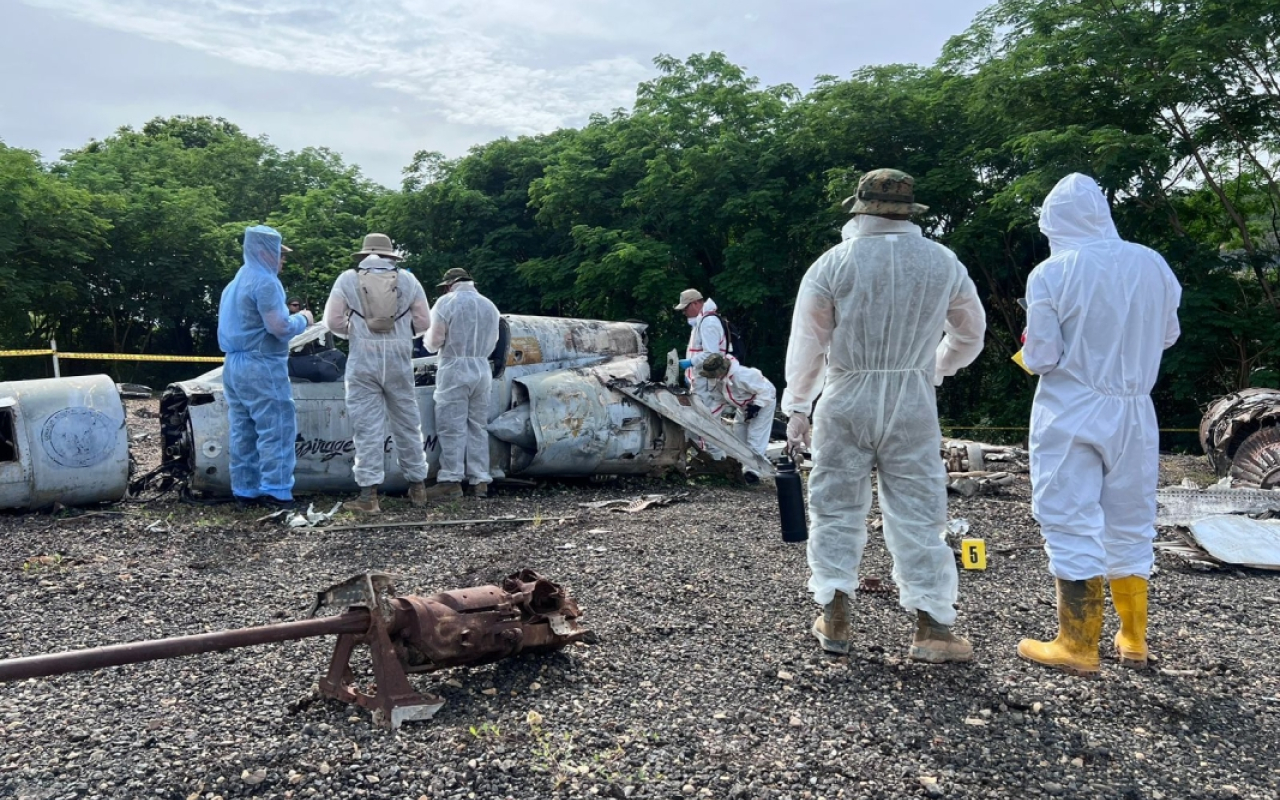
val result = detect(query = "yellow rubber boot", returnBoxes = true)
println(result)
[1109,576,1149,668]
[1017,577,1104,677]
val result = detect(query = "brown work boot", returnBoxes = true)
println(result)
[908,611,974,663]
[422,481,463,501]
[408,480,428,507]
[472,482,490,498]
[812,591,851,654]
[343,485,380,514]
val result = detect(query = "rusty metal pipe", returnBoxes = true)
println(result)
[0,609,372,682]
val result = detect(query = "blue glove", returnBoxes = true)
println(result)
[679,359,692,370]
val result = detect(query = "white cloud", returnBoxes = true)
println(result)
[21,0,653,132]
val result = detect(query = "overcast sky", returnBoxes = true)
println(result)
[2,0,991,187]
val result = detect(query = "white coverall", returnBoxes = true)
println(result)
[1024,173,1181,580]
[426,282,501,485]
[783,215,987,625]
[323,256,433,488]
[706,362,776,472]
[686,298,732,457]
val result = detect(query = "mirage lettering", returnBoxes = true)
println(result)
[296,438,356,462]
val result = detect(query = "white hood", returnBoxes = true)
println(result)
[1038,173,1120,253]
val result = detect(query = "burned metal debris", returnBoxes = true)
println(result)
[1200,387,1280,487]
[0,570,589,730]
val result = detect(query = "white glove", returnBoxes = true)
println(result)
[300,309,315,325]
[786,414,811,456]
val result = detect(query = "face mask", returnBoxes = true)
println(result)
[687,317,697,327]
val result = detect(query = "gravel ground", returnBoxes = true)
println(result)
[1,400,1278,800]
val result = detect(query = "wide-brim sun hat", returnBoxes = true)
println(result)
[842,168,930,217]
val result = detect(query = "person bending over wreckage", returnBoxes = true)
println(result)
[783,168,987,663]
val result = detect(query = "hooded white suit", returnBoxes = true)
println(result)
[1025,174,1182,579]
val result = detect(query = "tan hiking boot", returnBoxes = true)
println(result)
[908,610,974,663]
[1017,577,1104,677]
[408,480,428,507]
[812,591,851,654]
[1109,575,1149,668]
[422,481,463,501]
[343,485,381,514]
[472,482,490,498]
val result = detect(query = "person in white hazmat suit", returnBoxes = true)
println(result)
[322,234,433,514]
[1017,174,1181,676]
[674,289,731,460]
[697,353,776,485]
[783,168,987,662]
[422,268,501,500]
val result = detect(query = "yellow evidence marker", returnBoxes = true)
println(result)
[961,538,987,570]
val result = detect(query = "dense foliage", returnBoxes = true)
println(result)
[2,0,1277,440]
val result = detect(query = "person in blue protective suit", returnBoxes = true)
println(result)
[1017,174,1181,677]
[217,225,312,509]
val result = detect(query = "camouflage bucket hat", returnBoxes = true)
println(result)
[842,168,929,217]
[437,267,474,289]
[699,353,731,378]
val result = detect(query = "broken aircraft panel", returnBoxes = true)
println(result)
[0,375,130,510]
[609,378,776,479]
[1155,486,1280,527]
[1199,387,1280,487]
[161,315,767,497]
[1177,515,1280,571]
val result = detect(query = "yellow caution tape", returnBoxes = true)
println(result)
[57,353,224,363]
[0,350,222,363]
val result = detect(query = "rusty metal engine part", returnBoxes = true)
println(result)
[0,570,589,729]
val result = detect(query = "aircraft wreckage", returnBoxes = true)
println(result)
[0,315,773,509]
[1200,387,1280,488]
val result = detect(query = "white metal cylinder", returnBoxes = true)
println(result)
[0,375,129,510]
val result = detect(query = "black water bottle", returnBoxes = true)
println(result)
[775,456,808,543]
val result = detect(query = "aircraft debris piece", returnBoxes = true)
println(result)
[0,375,130,510]
[608,379,775,479]
[286,501,344,528]
[941,439,1029,474]
[1155,486,1280,526]
[154,315,771,499]
[0,570,589,730]
[947,471,1016,497]
[1200,387,1280,485]
[1156,515,1280,571]
[578,492,690,513]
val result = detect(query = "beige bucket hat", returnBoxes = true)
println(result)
[353,232,402,260]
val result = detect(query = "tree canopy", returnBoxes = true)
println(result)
[2,0,1277,440]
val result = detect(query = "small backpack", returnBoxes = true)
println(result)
[705,311,747,364]
[350,267,408,334]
